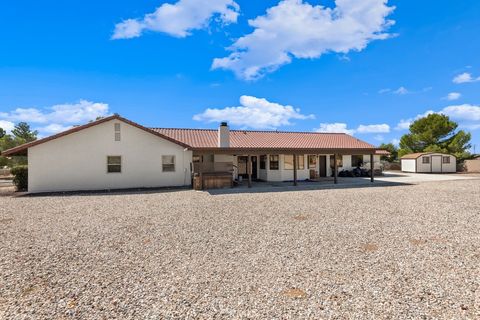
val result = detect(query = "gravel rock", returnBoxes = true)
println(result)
[0,179,479,319]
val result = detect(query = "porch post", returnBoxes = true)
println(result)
[247,155,252,188]
[334,154,338,184]
[293,154,298,186]
[370,153,374,183]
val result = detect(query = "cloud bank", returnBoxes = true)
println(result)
[212,0,395,80]
[193,95,314,129]
[112,0,240,39]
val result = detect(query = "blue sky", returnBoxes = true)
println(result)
[1,0,480,151]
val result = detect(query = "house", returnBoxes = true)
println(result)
[2,115,387,193]
[401,152,456,173]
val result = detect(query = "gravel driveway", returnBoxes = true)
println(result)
[1,179,479,319]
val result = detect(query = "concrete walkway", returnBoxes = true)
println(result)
[208,171,479,195]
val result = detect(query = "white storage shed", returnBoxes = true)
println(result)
[401,153,456,173]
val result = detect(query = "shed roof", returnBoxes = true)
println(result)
[401,152,455,159]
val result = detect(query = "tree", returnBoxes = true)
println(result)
[398,114,471,158]
[11,122,38,143]
[378,143,398,162]
[0,127,5,139]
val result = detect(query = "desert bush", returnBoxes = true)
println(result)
[11,166,28,191]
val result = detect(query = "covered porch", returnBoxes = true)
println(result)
[192,148,380,190]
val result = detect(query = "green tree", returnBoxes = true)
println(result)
[398,114,471,158]
[378,143,398,162]
[0,127,5,139]
[11,122,38,143]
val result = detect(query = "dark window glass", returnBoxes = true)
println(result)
[269,155,279,170]
[107,156,122,173]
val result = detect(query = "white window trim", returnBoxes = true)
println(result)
[162,155,176,172]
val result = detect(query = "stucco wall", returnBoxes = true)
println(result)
[464,159,480,173]
[28,119,192,193]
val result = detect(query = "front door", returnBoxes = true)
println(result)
[319,156,327,177]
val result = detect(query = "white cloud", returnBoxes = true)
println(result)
[390,138,400,146]
[395,104,480,132]
[378,88,391,94]
[315,123,390,135]
[0,100,110,136]
[356,124,390,133]
[112,0,239,39]
[395,110,435,130]
[453,72,480,84]
[37,124,73,135]
[444,92,461,101]
[441,104,480,121]
[212,0,395,80]
[193,95,314,129]
[393,86,409,95]
[0,120,15,134]
[315,123,355,135]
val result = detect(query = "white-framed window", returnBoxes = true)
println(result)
[422,156,430,164]
[107,156,122,173]
[114,123,121,142]
[269,155,279,170]
[284,155,305,170]
[442,156,450,164]
[162,155,176,172]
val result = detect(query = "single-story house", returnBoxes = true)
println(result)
[2,115,387,193]
[401,152,456,173]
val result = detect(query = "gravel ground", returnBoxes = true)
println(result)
[1,179,479,319]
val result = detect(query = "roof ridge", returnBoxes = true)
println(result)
[151,127,348,135]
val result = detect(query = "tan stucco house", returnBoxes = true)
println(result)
[2,115,387,193]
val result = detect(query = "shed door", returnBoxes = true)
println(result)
[431,156,442,173]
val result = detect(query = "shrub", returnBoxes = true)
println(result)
[11,166,28,191]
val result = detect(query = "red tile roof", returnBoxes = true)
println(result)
[1,115,379,156]
[151,128,376,150]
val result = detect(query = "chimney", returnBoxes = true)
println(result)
[218,122,230,148]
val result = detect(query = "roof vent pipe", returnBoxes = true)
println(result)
[218,122,230,148]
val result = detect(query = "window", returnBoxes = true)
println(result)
[284,155,294,170]
[442,156,450,164]
[162,155,175,172]
[330,155,343,168]
[351,155,364,167]
[107,156,121,173]
[269,155,279,170]
[422,156,430,164]
[285,155,304,170]
[308,155,316,169]
[114,123,121,141]
[193,155,203,163]
[260,155,267,169]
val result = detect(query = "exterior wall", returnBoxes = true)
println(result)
[464,159,480,173]
[247,154,379,182]
[416,154,456,173]
[402,153,456,173]
[401,159,416,172]
[28,119,192,193]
